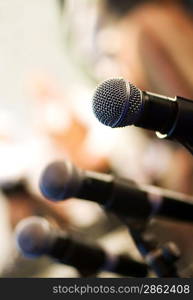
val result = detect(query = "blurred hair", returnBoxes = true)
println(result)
[103,0,192,18]
[103,0,151,17]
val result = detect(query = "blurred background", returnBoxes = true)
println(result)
[1,0,193,277]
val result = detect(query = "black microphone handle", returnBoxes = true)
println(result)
[76,170,193,223]
[134,91,177,134]
[169,97,193,154]
[135,92,193,154]
[48,236,148,277]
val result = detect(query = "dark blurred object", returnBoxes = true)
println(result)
[184,0,193,11]
[58,0,66,12]
[129,227,180,277]
[105,0,193,17]
[0,180,70,229]
[1,181,27,197]
[104,0,150,17]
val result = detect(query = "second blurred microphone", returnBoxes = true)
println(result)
[40,161,193,223]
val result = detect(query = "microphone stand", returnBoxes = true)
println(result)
[124,219,180,277]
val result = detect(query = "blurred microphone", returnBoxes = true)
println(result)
[15,216,148,277]
[92,78,193,153]
[40,161,193,223]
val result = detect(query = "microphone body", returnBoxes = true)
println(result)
[40,161,193,223]
[135,92,193,143]
[92,78,193,153]
[16,217,148,277]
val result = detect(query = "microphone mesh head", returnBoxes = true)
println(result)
[15,217,51,257]
[39,161,82,201]
[92,78,142,127]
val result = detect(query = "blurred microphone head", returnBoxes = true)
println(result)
[39,161,82,201]
[15,216,53,258]
[92,78,142,128]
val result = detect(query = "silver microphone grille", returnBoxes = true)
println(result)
[92,78,142,127]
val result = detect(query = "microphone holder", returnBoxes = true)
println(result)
[124,219,180,277]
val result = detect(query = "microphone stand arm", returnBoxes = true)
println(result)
[124,219,180,277]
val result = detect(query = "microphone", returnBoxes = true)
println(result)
[15,216,148,277]
[40,161,193,223]
[92,78,193,153]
